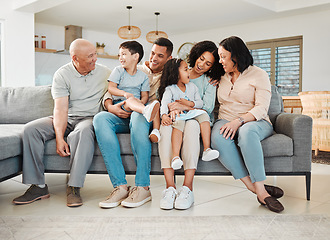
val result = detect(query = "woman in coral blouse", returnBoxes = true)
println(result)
[211,36,284,213]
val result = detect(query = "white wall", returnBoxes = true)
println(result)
[170,9,330,92]
[35,23,153,85]
[0,0,35,87]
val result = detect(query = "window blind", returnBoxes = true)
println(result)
[248,36,302,96]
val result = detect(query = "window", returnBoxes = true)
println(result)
[247,36,302,96]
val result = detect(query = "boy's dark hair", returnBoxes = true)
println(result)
[187,40,224,81]
[158,58,183,100]
[119,40,144,62]
[153,37,173,57]
[219,36,253,73]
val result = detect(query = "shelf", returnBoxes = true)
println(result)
[35,48,57,53]
[97,53,118,59]
[35,48,118,59]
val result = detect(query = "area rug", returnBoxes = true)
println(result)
[312,150,330,165]
[1,215,329,240]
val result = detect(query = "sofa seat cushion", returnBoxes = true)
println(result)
[0,125,24,160]
[261,133,293,157]
[44,134,159,156]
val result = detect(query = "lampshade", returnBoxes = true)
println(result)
[118,6,141,40]
[146,12,168,43]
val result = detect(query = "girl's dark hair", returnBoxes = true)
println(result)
[158,58,183,100]
[187,40,224,81]
[219,36,253,73]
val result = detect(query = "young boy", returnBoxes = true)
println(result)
[108,41,160,126]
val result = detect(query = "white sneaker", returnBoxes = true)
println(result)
[160,187,177,210]
[149,129,161,143]
[99,186,129,208]
[171,156,183,170]
[202,148,219,161]
[143,100,160,122]
[175,186,194,210]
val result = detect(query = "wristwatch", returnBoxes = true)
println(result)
[238,117,245,125]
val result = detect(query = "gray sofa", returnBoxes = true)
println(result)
[0,85,313,200]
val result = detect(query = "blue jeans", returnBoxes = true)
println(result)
[93,111,152,187]
[211,119,273,183]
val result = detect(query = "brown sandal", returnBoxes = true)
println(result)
[264,184,284,198]
[257,196,284,213]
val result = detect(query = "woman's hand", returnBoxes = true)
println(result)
[175,98,194,108]
[169,110,182,122]
[220,119,242,140]
[168,101,191,112]
[161,114,173,126]
[208,78,219,87]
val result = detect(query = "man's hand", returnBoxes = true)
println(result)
[56,138,70,157]
[108,101,131,118]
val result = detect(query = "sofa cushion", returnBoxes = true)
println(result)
[0,86,53,124]
[268,86,284,125]
[0,125,24,160]
[44,134,159,156]
[261,133,293,157]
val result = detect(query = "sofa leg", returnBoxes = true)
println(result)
[305,172,311,201]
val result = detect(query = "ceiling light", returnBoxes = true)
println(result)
[146,12,168,43]
[118,6,141,40]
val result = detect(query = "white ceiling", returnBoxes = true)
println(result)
[23,0,330,35]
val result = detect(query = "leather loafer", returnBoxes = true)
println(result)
[257,196,284,213]
[264,184,284,198]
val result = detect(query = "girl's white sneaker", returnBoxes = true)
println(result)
[202,148,219,161]
[171,156,183,170]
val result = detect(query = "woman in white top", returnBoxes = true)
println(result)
[158,41,224,210]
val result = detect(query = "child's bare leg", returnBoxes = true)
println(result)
[153,109,160,130]
[149,109,161,143]
[172,128,183,158]
[200,121,211,151]
[171,127,184,170]
[123,97,144,113]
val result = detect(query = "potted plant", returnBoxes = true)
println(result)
[96,42,106,54]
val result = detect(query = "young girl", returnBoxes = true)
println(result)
[159,58,219,170]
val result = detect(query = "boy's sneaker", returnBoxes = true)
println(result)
[67,186,83,207]
[121,186,152,208]
[202,148,219,161]
[12,184,50,205]
[160,187,177,210]
[171,156,183,170]
[99,186,130,208]
[149,129,161,143]
[143,100,160,122]
[175,186,194,210]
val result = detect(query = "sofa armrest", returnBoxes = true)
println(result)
[274,112,313,171]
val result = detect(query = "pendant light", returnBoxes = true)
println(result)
[146,12,168,43]
[118,6,141,40]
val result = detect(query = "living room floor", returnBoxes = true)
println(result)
[1,163,330,217]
